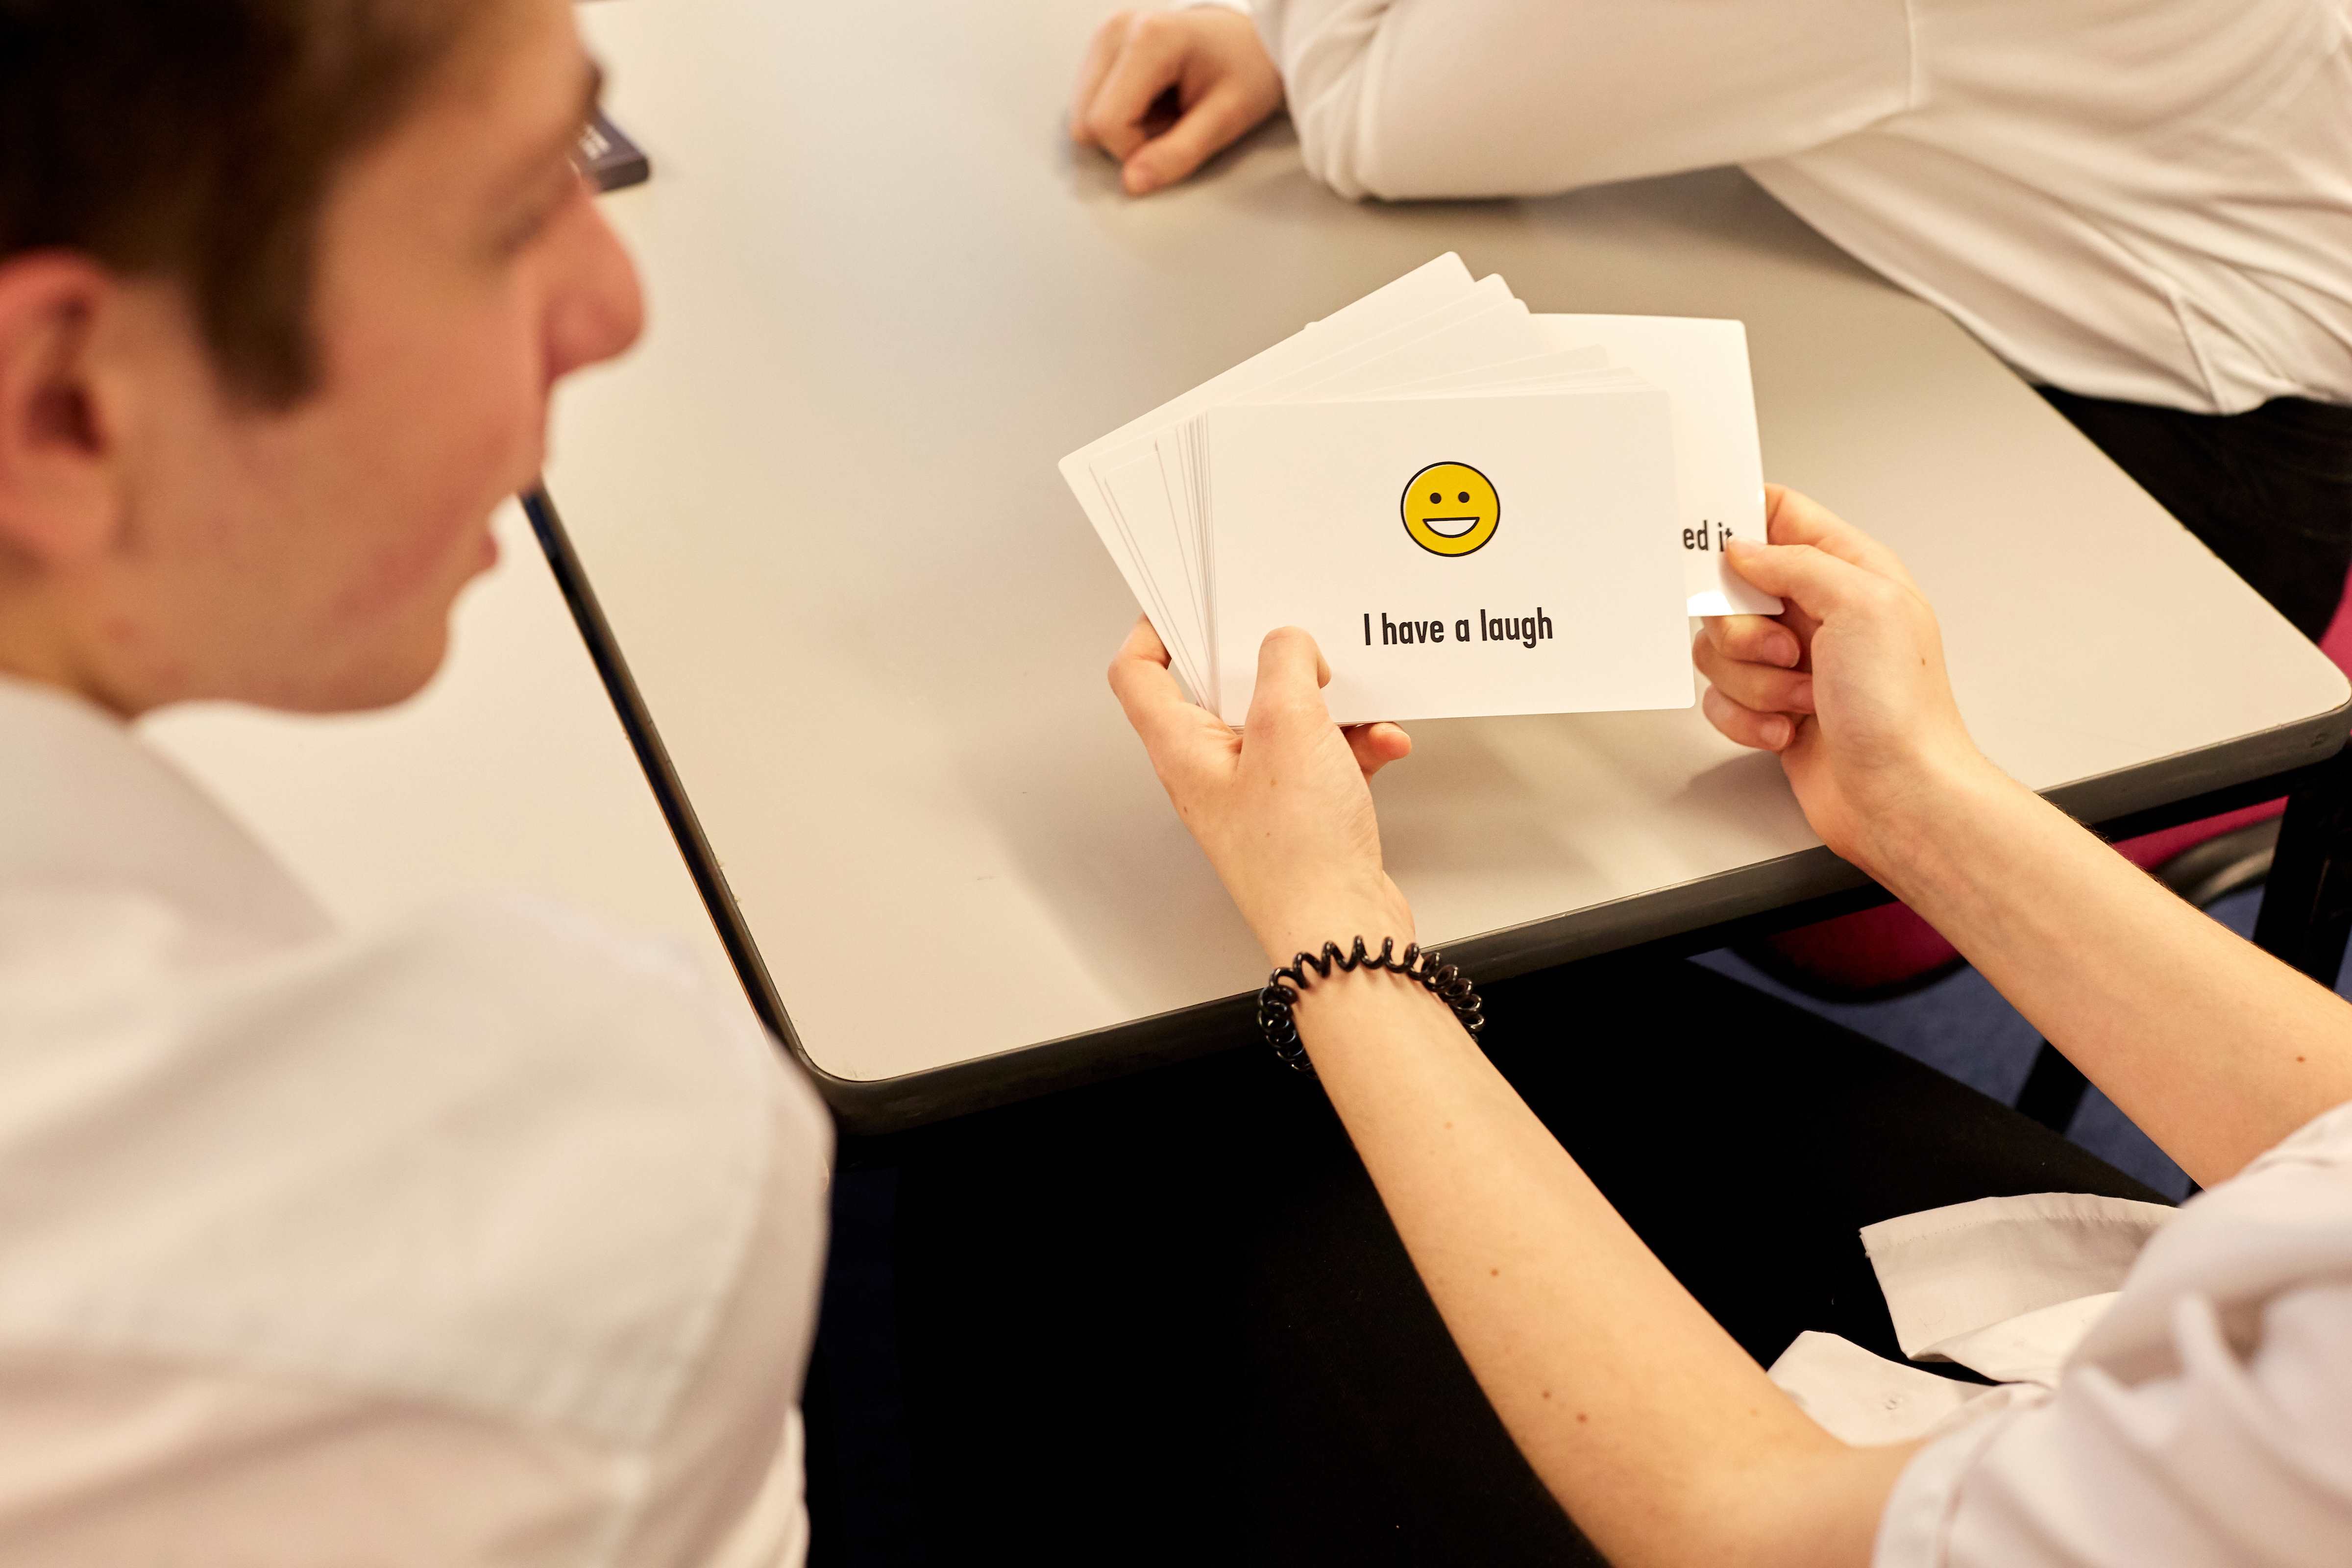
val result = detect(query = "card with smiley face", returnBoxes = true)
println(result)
[1204,390,1692,726]
[1062,253,1491,699]
[1062,256,1769,722]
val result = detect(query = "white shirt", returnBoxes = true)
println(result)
[1240,0,2352,414]
[1761,1102,2352,1565]
[0,675,832,1566]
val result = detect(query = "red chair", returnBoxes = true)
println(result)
[1739,584,2352,1130]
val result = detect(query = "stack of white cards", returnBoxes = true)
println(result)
[1060,254,1778,726]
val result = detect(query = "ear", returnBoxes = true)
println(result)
[0,254,127,568]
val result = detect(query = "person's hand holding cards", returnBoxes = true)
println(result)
[1696,486,1990,886]
[1110,616,1414,966]
[1062,253,1779,728]
[1076,254,1788,965]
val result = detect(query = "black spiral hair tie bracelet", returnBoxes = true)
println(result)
[1257,936,1485,1075]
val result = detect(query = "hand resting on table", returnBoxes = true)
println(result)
[1069,8,1284,196]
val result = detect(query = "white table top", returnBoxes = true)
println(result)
[550,0,2348,1124]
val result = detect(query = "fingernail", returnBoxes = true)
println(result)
[1765,716,1791,748]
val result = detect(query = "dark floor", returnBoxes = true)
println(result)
[801,882,2318,1566]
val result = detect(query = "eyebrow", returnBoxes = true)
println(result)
[501,59,609,197]
[574,62,609,141]
[556,61,610,173]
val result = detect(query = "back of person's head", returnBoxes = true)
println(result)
[0,0,643,718]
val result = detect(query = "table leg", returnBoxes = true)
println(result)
[2252,745,2352,987]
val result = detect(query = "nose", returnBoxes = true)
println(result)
[544,190,646,384]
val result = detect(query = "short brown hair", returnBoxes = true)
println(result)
[0,0,476,406]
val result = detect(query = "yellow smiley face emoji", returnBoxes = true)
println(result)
[1400,462,1501,557]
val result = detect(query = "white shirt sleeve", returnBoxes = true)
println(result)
[0,1350,635,1567]
[1875,1102,2352,1567]
[0,1082,822,1568]
[0,888,832,1568]
[1248,0,1918,200]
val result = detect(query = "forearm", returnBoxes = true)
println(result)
[1865,760,2352,1184]
[1262,0,1911,201]
[1292,969,1911,1567]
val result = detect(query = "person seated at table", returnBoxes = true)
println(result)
[928,487,2351,1563]
[1064,0,2352,640]
[0,0,832,1559]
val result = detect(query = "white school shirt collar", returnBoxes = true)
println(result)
[0,673,331,953]
[0,670,828,1565]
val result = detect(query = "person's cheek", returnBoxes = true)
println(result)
[330,467,496,626]
[325,315,527,631]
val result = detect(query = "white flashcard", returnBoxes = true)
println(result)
[1059,255,1482,658]
[1349,343,1615,398]
[1205,393,1693,726]
[1224,278,1519,410]
[1531,316,1779,617]
[1059,256,1776,733]
[1101,448,1204,696]
[1107,278,1527,694]
[1282,301,1539,402]
[1078,253,1475,461]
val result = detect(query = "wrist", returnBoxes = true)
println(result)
[1288,956,1452,1034]
[1269,933,1481,1076]
[1848,747,2019,891]
[1257,887,1416,969]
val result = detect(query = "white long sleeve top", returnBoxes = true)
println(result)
[1240,0,2352,414]
[1751,1105,2352,1564]
[0,675,831,1566]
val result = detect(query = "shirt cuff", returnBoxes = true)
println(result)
[2242,1096,2352,1176]
[1872,1404,2023,1568]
